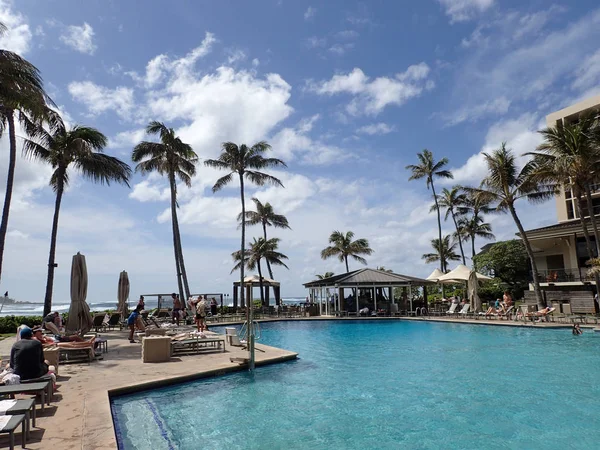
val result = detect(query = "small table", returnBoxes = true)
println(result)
[96,337,108,353]
[0,381,50,412]
[0,399,35,440]
[0,414,26,449]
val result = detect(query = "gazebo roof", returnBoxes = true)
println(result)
[303,268,432,288]
[233,274,280,287]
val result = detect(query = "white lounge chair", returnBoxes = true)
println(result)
[457,304,470,316]
[445,303,459,315]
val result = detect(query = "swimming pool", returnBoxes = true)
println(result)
[111,320,600,449]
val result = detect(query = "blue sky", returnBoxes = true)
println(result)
[1,0,600,303]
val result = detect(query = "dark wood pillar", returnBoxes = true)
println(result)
[265,285,270,307]
[233,285,238,311]
[274,286,281,305]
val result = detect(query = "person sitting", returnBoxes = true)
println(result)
[10,326,51,381]
[484,305,498,316]
[572,323,583,335]
[42,311,62,335]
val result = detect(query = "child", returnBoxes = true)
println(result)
[572,323,583,335]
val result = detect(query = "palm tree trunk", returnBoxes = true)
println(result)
[430,180,444,272]
[575,195,600,297]
[43,174,64,317]
[239,174,254,371]
[584,187,600,253]
[257,259,265,307]
[0,110,17,283]
[471,234,476,270]
[262,222,274,279]
[344,255,349,273]
[168,174,184,304]
[451,212,466,265]
[173,207,191,299]
[508,203,545,309]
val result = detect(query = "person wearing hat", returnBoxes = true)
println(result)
[10,326,49,381]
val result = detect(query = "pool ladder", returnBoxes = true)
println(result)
[239,320,261,341]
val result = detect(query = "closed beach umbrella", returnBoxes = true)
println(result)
[118,270,130,319]
[468,269,482,313]
[67,252,93,336]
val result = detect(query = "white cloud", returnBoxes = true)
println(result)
[67,81,134,118]
[126,32,216,88]
[108,128,146,149]
[59,22,97,55]
[446,114,544,186]
[305,36,326,49]
[0,0,32,54]
[252,58,260,67]
[328,43,354,55]
[437,0,493,23]
[443,96,510,127]
[304,6,316,20]
[129,179,170,203]
[357,123,395,135]
[309,63,433,115]
[572,49,600,91]
[226,49,246,64]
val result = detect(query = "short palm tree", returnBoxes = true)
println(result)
[321,230,373,273]
[476,143,555,309]
[406,149,453,272]
[433,186,468,264]
[23,117,131,316]
[0,22,54,282]
[205,141,286,315]
[232,237,289,307]
[530,115,600,256]
[315,272,335,280]
[422,235,460,270]
[132,121,198,303]
[238,197,290,279]
[456,215,494,266]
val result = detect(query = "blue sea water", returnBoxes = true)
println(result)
[111,320,600,449]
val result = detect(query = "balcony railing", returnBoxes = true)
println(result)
[534,268,594,283]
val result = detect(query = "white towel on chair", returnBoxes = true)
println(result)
[0,400,17,415]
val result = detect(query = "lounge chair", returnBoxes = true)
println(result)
[457,304,470,317]
[445,303,459,316]
[92,314,107,332]
[498,305,514,320]
[106,313,123,330]
[526,307,556,322]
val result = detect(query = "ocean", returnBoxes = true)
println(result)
[0,297,308,317]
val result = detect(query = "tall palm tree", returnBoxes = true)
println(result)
[232,237,289,307]
[456,215,495,266]
[315,272,335,280]
[422,235,460,270]
[132,121,198,303]
[238,197,291,279]
[321,230,373,273]
[0,22,54,283]
[205,141,286,313]
[22,117,131,316]
[433,186,468,264]
[406,149,453,272]
[477,143,555,309]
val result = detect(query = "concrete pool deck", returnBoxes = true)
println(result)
[0,315,591,449]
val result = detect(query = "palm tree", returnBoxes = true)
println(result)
[22,117,131,316]
[406,149,453,272]
[320,230,373,273]
[376,266,393,273]
[532,115,600,255]
[205,141,286,315]
[232,237,289,307]
[422,235,460,269]
[456,215,495,266]
[477,143,555,309]
[433,186,468,264]
[132,121,198,303]
[0,22,54,283]
[238,197,291,279]
[315,272,335,280]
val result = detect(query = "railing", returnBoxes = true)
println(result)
[534,268,594,283]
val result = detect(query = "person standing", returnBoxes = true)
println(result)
[196,296,208,332]
[172,293,182,326]
[127,306,143,343]
[137,295,145,311]
[210,298,218,316]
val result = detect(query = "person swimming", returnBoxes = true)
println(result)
[572,323,583,335]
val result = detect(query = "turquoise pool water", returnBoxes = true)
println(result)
[111,320,600,449]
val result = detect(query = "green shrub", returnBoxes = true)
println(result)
[0,316,44,334]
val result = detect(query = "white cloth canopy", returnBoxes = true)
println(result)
[426,268,444,281]
[67,252,93,336]
[118,270,130,319]
[468,269,482,312]
[436,264,492,283]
